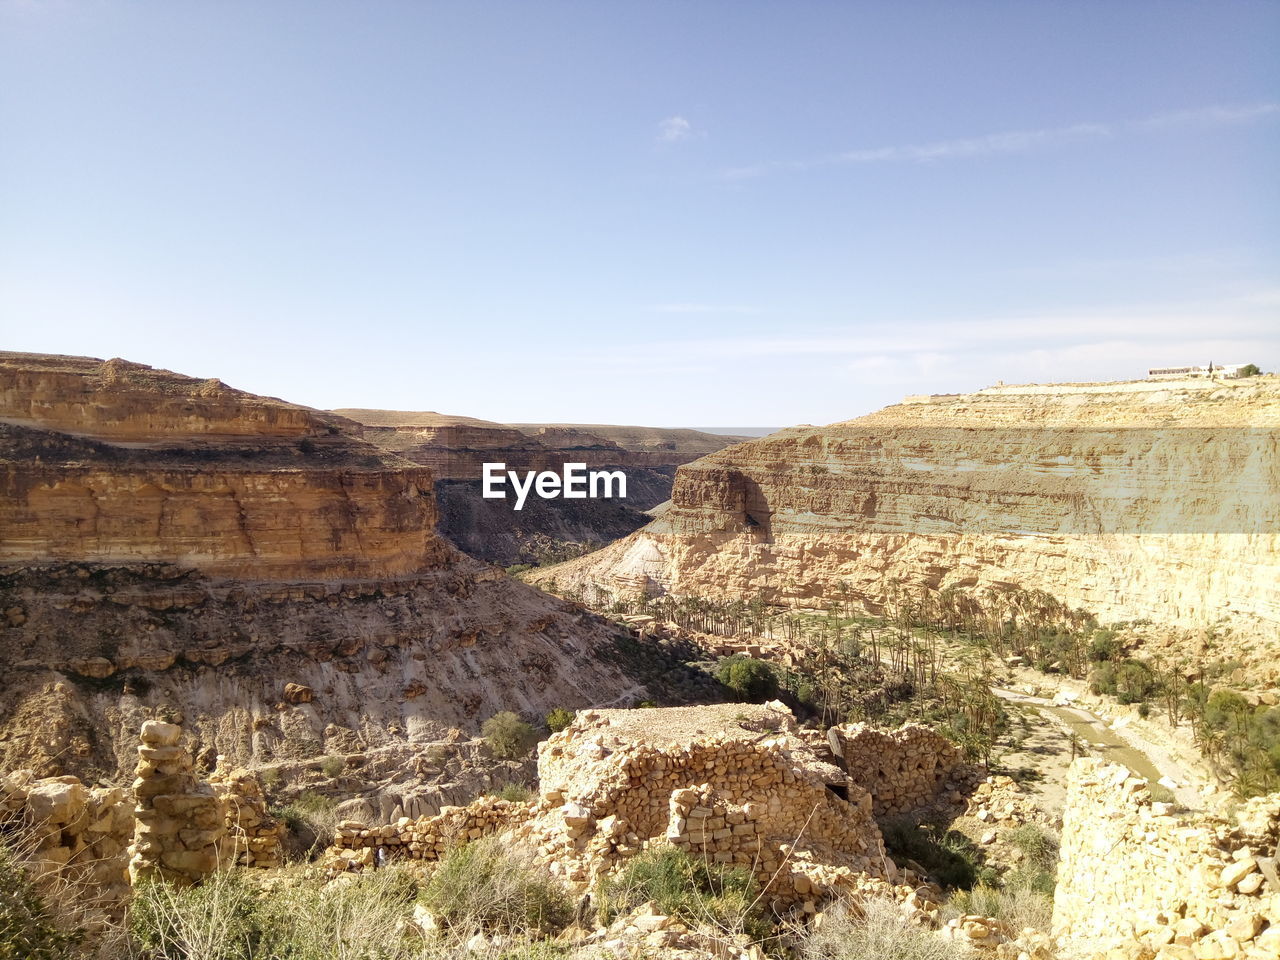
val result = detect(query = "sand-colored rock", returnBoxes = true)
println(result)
[537,378,1280,634]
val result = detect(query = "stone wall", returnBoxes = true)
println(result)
[324,704,914,913]
[0,769,132,923]
[210,770,286,870]
[1052,758,1279,959]
[828,722,965,817]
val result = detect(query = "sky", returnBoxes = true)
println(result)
[2,1,1278,427]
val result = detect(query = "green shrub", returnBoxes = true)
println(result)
[715,656,778,703]
[320,756,346,778]
[596,845,769,941]
[420,838,572,936]
[1090,658,1159,704]
[943,883,1052,934]
[483,712,541,759]
[130,865,421,960]
[274,791,340,859]
[545,708,574,733]
[487,783,533,803]
[0,846,82,960]
[880,820,984,889]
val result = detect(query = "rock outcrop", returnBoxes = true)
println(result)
[335,407,748,566]
[0,352,671,784]
[535,378,1280,634]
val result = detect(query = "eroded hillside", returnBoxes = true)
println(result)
[534,378,1280,635]
[0,352,682,789]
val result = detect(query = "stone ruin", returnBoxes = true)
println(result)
[0,718,284,908]
[325,702,943,915]
[1054,758,1279,960]
[826,721,967,817]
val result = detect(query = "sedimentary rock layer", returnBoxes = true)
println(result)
[335,407,749,565]
[1,353,444,580]
[536,378,1280,630]
[0,352,665,783]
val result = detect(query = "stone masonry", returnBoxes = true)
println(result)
[827,722,965,817]
[1053,758,1279,960]
[128,720,230,885]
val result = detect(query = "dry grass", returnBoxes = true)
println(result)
[798,896,972,960]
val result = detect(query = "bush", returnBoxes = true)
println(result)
[420,838,572,936]
[880,820,985,889]
[943,883,1052,934]
[596,845,769,941]
[545,708,574,733]
[130,865,421,960]
[129,871,260,960]
[799,895,967,960]
[486,783,533,803]
[715,656,778,703]
[320,756,346,778]
[483,712,541,759]
[0,846,82,960]
[1091,658,1159,704]
[274,791,340,860]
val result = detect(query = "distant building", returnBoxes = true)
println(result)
[1147,363,1249,379]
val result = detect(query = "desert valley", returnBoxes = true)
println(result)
[1,349,1277,960]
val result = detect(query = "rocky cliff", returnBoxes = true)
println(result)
[0,353,678,789]
[534,378,1280,632]
[334,408,748,566]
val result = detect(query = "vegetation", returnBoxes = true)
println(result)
[484,783,534,803]
[420,838,572,936]
[482,712,541,760]
[595,845,769,942]
[320,756,346,778]
[880,819,992,890]
[799,896,968,960]
[1238,363,1262,377]
[272,790,340,860]
[544,707,574,733]
[0,846,82,960]
[715,656,778,702]
[130,866,422,960]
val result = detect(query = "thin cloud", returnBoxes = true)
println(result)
[1140,102,1280,129]
[725,102,1280,180]
[657,115,692,143]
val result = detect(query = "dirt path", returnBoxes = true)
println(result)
[992,686,1204,809]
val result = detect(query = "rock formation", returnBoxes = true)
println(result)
[535,378,1280,634]
[0,352,674,786]
[334,407,749,565]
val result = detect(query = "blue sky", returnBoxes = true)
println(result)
[2,1,1277,427]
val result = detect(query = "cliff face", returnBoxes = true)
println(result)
[0,352,667,784]
[333,408,748,566]
[534,378,1280,631]
[1,353,445,580]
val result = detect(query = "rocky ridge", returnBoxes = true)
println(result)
[0,352,669,788]
[534,377,1280,634]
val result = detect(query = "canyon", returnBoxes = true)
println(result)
[534,377,1280,640]
[335,407,749,566]
[3,353,1277,960]
[0,352,704,800]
